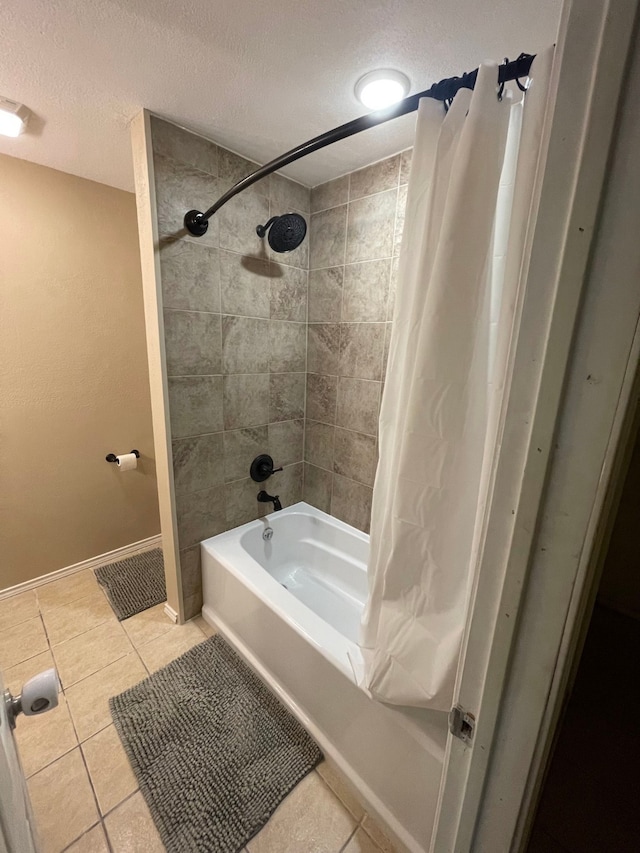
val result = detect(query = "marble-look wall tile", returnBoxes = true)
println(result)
[223,426,267,483]
[277,462,304,507]
[224,477,261,528]
[339,323,385,381]
[219,251,270,318]
[152,120,314,617]
[270,265,308,322]
[349,154,399,201]
[168,376,223,438]
[311,176,349,213]
[223,374,269,429]
[394,184,408,256]
[164,310,222,376]
[303,463,333,513]
[154,154,220,249]
[331,475,373,534]
[178,546,202,600]
[310,206,347,270]
[342,259,390,322]
[336,377,381,436]
[268,420,304,468]
[383,322,392,376]
[151,117,411,609]
[307,324,340,375]
[399,148,412,184]
[269,373,305,422]
[268,322,306,373]
[270,174,311,214]
[346,189,397,264]
[219,148,262,187]
[219,189,269,256]
[151,116,218,175]
[334,428,377,486]
[160,242,220,313]
[172,432,224,496]
[176,487,226,549]
[308,267,343,323]
[388,256,399,321]
[305,421,334,470]
[221,315,270,374]
[306,373,337,424]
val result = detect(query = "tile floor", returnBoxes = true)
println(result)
[0,567,396,853]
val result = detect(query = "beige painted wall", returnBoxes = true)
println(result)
[0,153,160,589]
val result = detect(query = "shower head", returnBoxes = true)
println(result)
[256,213,307,253]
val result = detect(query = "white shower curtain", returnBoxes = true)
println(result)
[360,52,554,710]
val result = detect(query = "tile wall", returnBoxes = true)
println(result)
[149,114,411,614]
[150,117,310,617]
[302,150,411,532]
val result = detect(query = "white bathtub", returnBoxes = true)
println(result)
[200,502,448,853]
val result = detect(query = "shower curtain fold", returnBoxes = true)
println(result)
[360,52,554,710]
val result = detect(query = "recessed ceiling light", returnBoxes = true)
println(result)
[355,69,410,111]
[0,97,31,137]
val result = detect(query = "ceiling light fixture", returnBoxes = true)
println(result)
[0,97,31,137]
[355,69,410,111]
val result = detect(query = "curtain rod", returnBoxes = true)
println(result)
[184,53,535,237]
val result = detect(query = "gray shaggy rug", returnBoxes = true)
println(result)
[95,547,166,620]
[110,635,322,853]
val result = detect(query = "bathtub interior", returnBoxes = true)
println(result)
[239,508,369,642]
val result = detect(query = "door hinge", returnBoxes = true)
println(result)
[449,704,476,744]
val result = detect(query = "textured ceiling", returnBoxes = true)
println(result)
[0,0,562,191]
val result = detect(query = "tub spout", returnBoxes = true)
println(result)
[257,490,282,512]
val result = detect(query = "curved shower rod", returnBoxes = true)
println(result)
[184,53,535,237]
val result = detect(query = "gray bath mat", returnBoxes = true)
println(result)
[110,635,322,853]
[95,548,166,620]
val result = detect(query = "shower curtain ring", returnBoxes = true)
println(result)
[514,53,530,91]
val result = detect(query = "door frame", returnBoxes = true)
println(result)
[430,0,640,850]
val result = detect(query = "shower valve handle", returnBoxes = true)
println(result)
[250,454,283,482]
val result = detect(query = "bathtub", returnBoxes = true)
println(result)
[200,502,448,853]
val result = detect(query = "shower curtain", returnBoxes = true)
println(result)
[360,52,554,710]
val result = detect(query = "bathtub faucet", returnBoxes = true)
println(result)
[257,490,282,512]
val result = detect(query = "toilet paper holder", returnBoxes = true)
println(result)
[106,450,140,463]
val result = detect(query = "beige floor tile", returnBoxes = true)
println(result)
[316,762,366,820]
[361,816,398,853]
[4,649,55,694]
[0,616,48,670]
[43,589,115,646]
[343,829,381,853]
[0,590,39,632]
[136,620,205,672]
[16,695,77,777]
[121,603,174,648]
[52,620,134,688]
[104,791,164,853]
[66,653,147,742]
[193,614,216,637]
[247,771,356,853]
[28,748,99,853]
[82,724,137,815]
[64,824,109,853]
[37,570,100,613]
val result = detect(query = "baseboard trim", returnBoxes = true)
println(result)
[163,603,179,623]
[0,534,163,600]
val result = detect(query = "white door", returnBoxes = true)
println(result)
[429,0,640,850]
[0,671,38,853]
